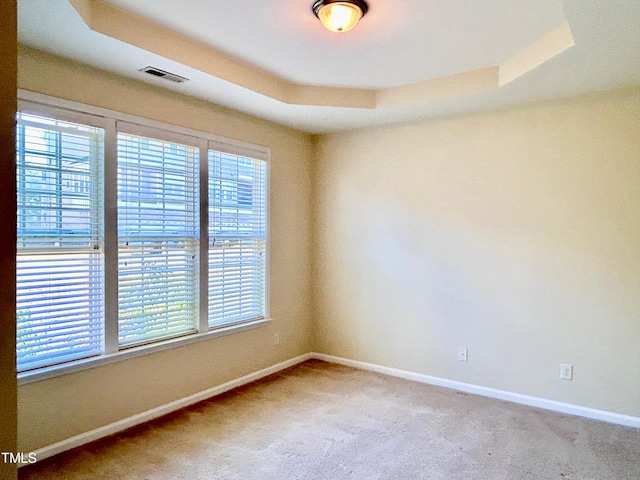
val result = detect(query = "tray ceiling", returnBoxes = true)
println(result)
[18,0,640,133]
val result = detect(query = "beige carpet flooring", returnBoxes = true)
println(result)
[20,360,640,480]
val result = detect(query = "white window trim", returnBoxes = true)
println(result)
[17,90,271,385]
[17,91,270,161]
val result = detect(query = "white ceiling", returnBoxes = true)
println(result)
[18,0,640,134]
[102,0,567,89]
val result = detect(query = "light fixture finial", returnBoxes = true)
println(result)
[312,0,369,33]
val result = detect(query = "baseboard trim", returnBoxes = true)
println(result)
[28,350,638,465]
[31,353,313,464]
[310,352,640,429]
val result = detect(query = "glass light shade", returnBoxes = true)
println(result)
[317,2,363,33]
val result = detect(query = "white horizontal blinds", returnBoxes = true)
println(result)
[117,130,199,347]
[16,113,104,372]
[208,148,266,327]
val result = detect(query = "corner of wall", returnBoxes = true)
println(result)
[1,1,18,479]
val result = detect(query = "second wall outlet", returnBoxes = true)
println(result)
[560,363,573,380]
[273,332,281,345]
[457,347,468,362]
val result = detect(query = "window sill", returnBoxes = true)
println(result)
[17,318,271,386]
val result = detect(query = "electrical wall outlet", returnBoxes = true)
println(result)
[457,347,468,362]
[560,363,573,380]
[273,332,281,346]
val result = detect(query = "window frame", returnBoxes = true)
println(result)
[116,123,203,348]
[207,147,267,329]
[15,109,107,372]
[17,90,271,385]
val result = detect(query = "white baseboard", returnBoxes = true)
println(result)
[31,353,313,464]
[29,350,638,465]
[310,352,640,429]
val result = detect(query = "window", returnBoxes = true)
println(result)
[208,150,266,327]
[117,131,200,346]
[16,112,104,372]
[16,98,269,376]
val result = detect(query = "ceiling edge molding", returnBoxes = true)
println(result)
[377,67,500,106]
[499,22,575,87]
[68,0,574,110]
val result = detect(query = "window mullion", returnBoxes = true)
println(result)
[104,118,119,354]
[199,142,209,333]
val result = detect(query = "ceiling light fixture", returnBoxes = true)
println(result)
[312,0,369,33]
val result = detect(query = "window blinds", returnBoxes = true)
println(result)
[208,149,266,327]
[16,100,270,375]
[117,132,199,347]
[16,113,104,372]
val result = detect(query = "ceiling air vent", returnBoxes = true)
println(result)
[139,66,188,83]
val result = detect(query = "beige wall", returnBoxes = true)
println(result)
[313,88,640,417]
[15,43,640,455]
[17,47,314,451]
[1,2,17,479]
